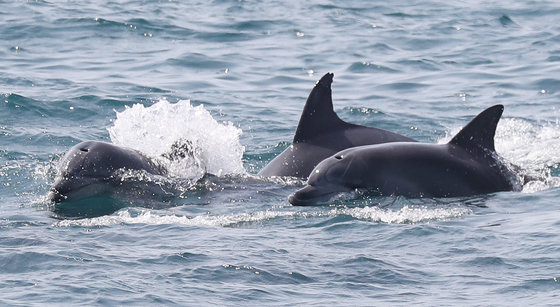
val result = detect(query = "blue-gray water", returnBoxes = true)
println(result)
[2,0,560,305]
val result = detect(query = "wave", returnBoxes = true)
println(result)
[54,203,471,228]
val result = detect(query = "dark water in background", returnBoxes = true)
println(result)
[2,0,560,305]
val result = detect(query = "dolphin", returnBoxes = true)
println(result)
[258,72,416,178]
[48,141,166,203]
[289,105,520,205]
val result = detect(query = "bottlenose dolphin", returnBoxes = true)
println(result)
[258,72,416,178]
[48,141,166,203]
[289,105,520,205]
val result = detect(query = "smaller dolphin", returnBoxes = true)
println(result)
[258,72,416,178]
[289,105,520,205]
[48,141,166,203]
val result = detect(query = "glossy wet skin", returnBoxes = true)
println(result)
[289,142,516,206]
[49,141,165,202]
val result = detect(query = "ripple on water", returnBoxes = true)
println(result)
[498,277,560,294]
[533,78,560,94]
[347,61,400,74]
[1,251,63,274]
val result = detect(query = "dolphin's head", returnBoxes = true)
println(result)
[48,141,163,203]
[289,149,365,205]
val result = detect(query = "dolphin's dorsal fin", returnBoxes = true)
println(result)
[293,73,347,143]
[449,104,504,154]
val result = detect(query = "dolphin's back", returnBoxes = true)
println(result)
[259,73,415,178]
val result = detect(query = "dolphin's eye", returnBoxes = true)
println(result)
[80,147,89,152]
[334,154,343,160]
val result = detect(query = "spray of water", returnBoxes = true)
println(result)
[107,99,246,181]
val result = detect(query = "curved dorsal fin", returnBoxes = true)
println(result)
[293,73,347,143]
[449,104,504,154]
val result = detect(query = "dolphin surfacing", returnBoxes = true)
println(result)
[289,105,521,206]
[258,72,415,178]
[48,141,166,203]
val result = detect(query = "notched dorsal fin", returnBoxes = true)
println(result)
[449,104,504,154]
[293,73,346,143]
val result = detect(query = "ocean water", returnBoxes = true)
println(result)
[2,0,560,305]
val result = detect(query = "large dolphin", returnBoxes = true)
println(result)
[289,105,520,205]
[258,72,416,178]
[48,141,166,203]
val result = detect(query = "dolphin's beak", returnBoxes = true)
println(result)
[48,176,81,203]
[289,185,343,206]
[48,187,67,203]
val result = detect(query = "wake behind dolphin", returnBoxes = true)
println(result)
[258,73,415,178]
[289,105,521,206]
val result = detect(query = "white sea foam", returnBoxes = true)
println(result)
[54,209,300,227]
[54,204,471,227]
[495,119,560,171]
[440,118,560,192]
[107,99,246,181]
[333,205,472,224]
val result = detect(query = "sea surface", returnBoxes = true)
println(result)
[2,0,560,305]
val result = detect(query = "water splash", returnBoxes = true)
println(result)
[495,119,560,170]
[107,99,246,181]
[495,118,560,192]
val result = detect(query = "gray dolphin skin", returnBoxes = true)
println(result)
[48,141,166,203]
[289,105,519,205]
[258,72,416,178]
